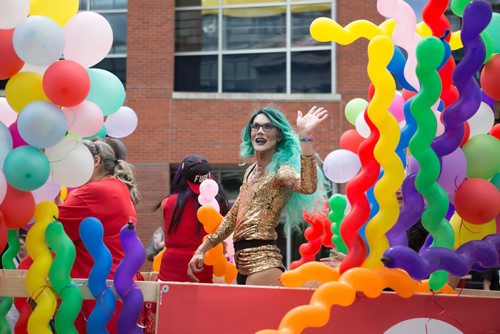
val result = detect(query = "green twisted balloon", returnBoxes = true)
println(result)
[328,194,348,254]
[410,36,455,290]
[46,221,82,334]
[0,230,20,334]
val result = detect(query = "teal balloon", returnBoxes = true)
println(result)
[490,172,500,191]
[485,12,500,53]
[46,221,82,334]
[463,134,500,180]
[86,69,125,116]
[344,98,368,125]
[4,146,50,191]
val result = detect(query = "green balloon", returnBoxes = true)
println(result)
[0,230,19,334]
[328,194,348,254]
[46,221,82,334]
[463,134,500,180]
[410,37,454,290]
[3,146,50,191]
[345,98,368,125]
[86,68,126,116]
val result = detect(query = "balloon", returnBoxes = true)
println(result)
[0,98,18,127]
[323,149,361,183]
[0,171,7,205]
[0,184,35,228]
[450,213,497,248]
[354,112,370,138]
[152,248,165,272]
[0,213,7,255]
[491,172,500,191]
[104,106,138,138]
[114,223,146,334]
[32,177,61,204]
[484,12,500,54]
[0,0,30,29]
[344,98,368,125]
[46,221,82,334]
[25,201,58,334]
[436,147,466,203]
[3,146,50,191]
[17,101,67,148]
[290,211,324,270]
[480,54,500,100]
[12,16,65,67]
[339,129,364,153]
[29,0,79,27]
[199,179,219,199]
[402,88,416,101]
[63,12,113,68]
[388,91,405,122]
[490,124,500,140]
[468,102,495,136]
[84,124,108,140]
[45,137,94,187]
[79,217,116,333]
[43,60,90,107]
[454,178,500,225]
[8,122,27,149]
[5,72,49,112]
[0,29,24,80]
[280,262,339,287]
[329,194,348,254]
[86,69,126,116]
[482,90,495,110]
[63,101,104,138]
[462,134,500,180]
[0,122,13,169]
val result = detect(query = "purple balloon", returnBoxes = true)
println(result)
[445,202,455,221]
[406,155,420,175]
[482,90,495,110]
[437,147,466,203]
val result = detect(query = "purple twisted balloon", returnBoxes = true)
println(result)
[431,0,491,157]
[114,223,146,334]
[382,234,500,280]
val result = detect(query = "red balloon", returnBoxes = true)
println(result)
[0,29,24,80]
[0,212,7,254]
[460,121,470,147]
[454,178,500,225]
[42,60,90,107]
[490,124,500,140]
[340,129,365,153]
[480,54,500,101]
[402,88,417,101]
[0,184,35,229]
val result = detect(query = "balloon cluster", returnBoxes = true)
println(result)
[0,0,139,250]
[196,179,238,283]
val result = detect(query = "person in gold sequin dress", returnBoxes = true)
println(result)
[188,106,328,286]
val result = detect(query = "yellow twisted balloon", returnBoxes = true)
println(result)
[310,17,395,44]
[25,201,58,334]
[362,35,405,269]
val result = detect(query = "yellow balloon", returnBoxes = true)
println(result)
[450,213,496,249]
[59,186,68,201]
[5,72,49,112]
[152,248,165,273]
[26,202,57,334]
[416,22,463,50]
[310,17,395,44]
[30,0,79,26]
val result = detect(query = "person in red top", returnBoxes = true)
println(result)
[158,154,229,283]
[58,137,139,333]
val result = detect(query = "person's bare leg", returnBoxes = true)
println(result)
[246,268,282,286]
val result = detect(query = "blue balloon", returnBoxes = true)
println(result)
[18,101,67,148]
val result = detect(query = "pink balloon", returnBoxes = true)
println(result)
[199,179,219,199]
[63,101,104,137]
[389,91,405,122]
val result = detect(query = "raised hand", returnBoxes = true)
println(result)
[297,106,328,136]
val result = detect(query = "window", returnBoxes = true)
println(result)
[80,0,128,85]
[174,1,335,95]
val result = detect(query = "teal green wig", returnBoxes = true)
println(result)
[240,107,328,232]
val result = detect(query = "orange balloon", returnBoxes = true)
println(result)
[197,206,222,233]
[224,263,238,284]
[338,268,383,298]
[281,262,340,288]
[152,248,165,272]
[372,267,417,298]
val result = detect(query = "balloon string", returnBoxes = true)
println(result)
[96,289,114,318]
[428,287,464,329]
[60,281,84,294]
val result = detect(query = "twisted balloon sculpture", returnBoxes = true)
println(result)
[46,221,82,334]
[290,211,324,270]
[362,35,405,269]
[328,194,347,254]
[383,234,500,280]
[114,223,146,334]
[0,229,19,334]
[409,36,454,290]
[431,0,491,157]
[25,201,58,334]
[13,256,33,334]
[80,217,116,334]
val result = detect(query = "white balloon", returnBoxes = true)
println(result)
[104,106,138,138]
[468,102,494,137]
[45,137,93,187]
[32,176,60,204]
[0,97,18,127]
[0,122,13,169]
[63,12,113,68]
[0,0,30,29]
[355,112,370,138]
[20,63,47,75]
[323,149,361,183]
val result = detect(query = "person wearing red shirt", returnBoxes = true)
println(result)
[158,154,229,283]
[58,138,140,333]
